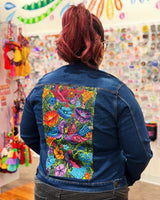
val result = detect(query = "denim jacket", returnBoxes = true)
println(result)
[20,63,152,192]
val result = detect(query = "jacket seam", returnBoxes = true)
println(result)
[115,83,125,122]
[35,83,119,95]
[118,95,150,159]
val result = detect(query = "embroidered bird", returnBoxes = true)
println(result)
[64,121,90,144]
[64,151,81,168]
[46,120,66,139]
[51,85,69,103]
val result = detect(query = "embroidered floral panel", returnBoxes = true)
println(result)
[42,84,97,180]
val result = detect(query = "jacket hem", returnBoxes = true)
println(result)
[36,168,128,193]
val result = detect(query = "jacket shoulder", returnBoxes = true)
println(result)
[96,70,125,94]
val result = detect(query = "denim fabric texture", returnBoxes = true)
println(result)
[20,63,152,193]
[34,177,129,200]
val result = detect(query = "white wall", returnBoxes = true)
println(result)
[0,0,160,34]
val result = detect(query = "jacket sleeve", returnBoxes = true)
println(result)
[20,90,40,155]
[117,85,153,186]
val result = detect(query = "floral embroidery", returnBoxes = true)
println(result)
[55,164,67,177]
[46,155,55,168]
[74,108,92,123]
[49,97,56,105]
[86,132,92,139]
[43,88,50,99]
[42,84,97,179]
[47,125,64,139]
[82,90,94,104]
[68,88,75,98]
[58,107,72,119]
[70,167,86,179]
[46,137,55,146]
[44,110,59,127]
[54,147,64,159]
[84,173,90,180]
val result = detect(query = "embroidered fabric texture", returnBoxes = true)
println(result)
[42,84,97,180]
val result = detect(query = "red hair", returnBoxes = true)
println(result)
[56,3,104,68]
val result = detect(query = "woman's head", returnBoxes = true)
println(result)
[56,3,104,68]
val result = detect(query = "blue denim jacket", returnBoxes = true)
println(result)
[20,63,152,192]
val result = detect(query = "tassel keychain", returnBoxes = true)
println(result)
[25,146,29,167]
[14,47,22,76]
[20,142,25,164]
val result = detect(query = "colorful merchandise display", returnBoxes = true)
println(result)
[0,22,32,175]
[2,23,31,78]
[0,79,32,173]
[101,23,160,129]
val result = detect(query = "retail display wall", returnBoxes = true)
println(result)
[0,22,32,192]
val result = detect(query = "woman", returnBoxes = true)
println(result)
[20,3,152,200]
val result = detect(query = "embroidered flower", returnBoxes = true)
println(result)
[48,146,53,154]
[55,164,67,177]
[70,166,86,179]
[82,90,94,104]
[68,88,75,98]
[76,100,81,107]
[47,127,62,139]
[58,107,72,119]
[74,108,92,123]
[52,142,56,147]
[46,136,55,146]
[84,173,90,180]
[86,132,92,139]
[70,96,77,104]
[54,147,64,159]
[44,110,59,127]
[43,88,50,99]
[46,155,55,168]
[75,88,84,98]
[49,96,56,105]
[63,144,69,150]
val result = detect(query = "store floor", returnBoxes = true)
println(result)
[1,157,160,199]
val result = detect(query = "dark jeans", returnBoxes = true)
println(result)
[34,177,129,200]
